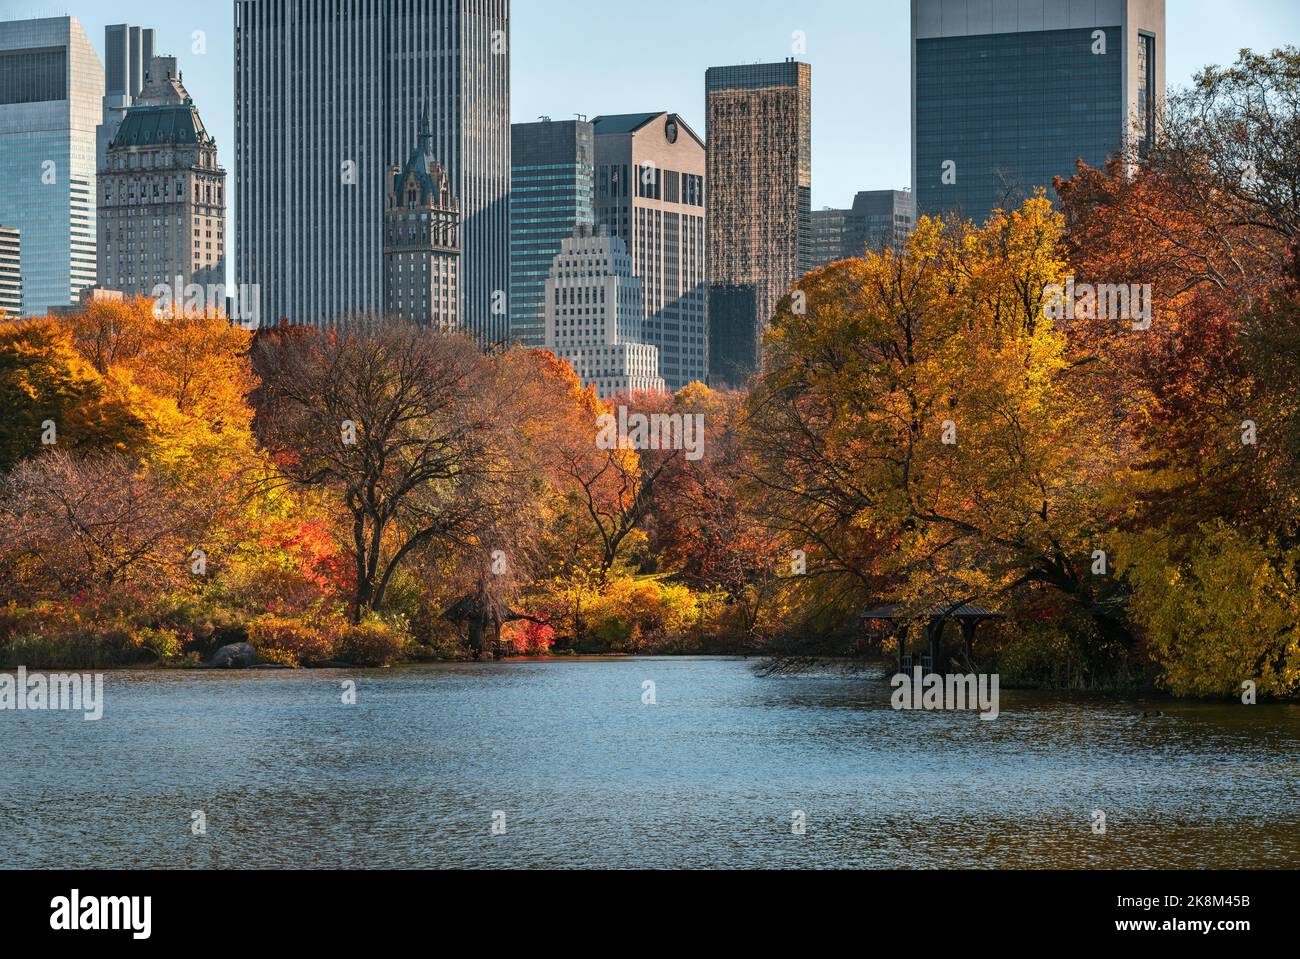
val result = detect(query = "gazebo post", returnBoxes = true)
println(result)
[927,618,943,675]
[961,620,977,671]
[897,628,906,675]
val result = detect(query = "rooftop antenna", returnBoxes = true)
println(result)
[539,115,551,122]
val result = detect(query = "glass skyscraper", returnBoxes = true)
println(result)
[705,60,811,387]
[97,24,157,171]
[913,0,1165,226]
[235,0,511,341]
[0,17,103,316]
[811,190,916,268]
[510,118,595,347]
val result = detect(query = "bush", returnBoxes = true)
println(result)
[338,620,408,666]
[539,575,702,653]
[131,626,185,663]
[500,619,556,656]
[247,614,339,668]
[0,627,143,669]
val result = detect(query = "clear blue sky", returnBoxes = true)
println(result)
[4,0,1297,210]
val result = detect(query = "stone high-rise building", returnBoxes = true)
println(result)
[235,0,511,340]
[544,226,665,400]
[98,56,226,297]
[0,225,20,316]
[384,116,461,331]
[0,17,103,316]
[811,190,916,268]
[510,118,595,347]
[913,0,1165,225]
[592,112,707,391]
[705,60,811,387]
[97,24,156,170]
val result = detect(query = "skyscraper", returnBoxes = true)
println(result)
[592,112,707,391]
[97,24,157,170]
[0,225,19,316]
[0,17,103,316]
[705,60,811,387]
[234,0,510,340]
[913,0,1166,225]
[510,118,595,347]
[811,190,916,268]
[544,226,665,400]
[384,116,461,331]
[98,56,226,297]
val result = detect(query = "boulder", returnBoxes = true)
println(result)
[206,642,258,669]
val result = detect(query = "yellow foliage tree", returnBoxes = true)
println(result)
[1120,523,1300,698]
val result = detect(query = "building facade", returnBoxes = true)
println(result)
[0,17,103,316]
[913,0,1166,225]
[0,225,19,316]
[235,0,511,340]
[811,207,849,269]
[544,226,665,400]
[384,117,461,330]
[98,56,226,298]
[705,60,812,387]
[592,112,707,391]
[97,23,156,171]
[510,118,595,347]
[811,190,916,268]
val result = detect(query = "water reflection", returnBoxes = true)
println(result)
[2,657,1297,868]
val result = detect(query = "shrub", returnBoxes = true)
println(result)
[500,619,556,656]
[338,620,408,667]
[540,575,703,653]
[0,626,143,669]
[247,614,339,668]
[132,626,185,662]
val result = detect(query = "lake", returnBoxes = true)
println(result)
[3,657,1298,869]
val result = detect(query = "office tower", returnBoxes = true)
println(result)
[544,226,665,400]
[0,17,103,316]
[811,207,850,269]
[0,225,19,316]
[810,190,917,268]
[98,24,156,169]
[591,112,707,392]
[384,116,461,330]
[510,118,595,347]
[705,60,812,387]
[98,56,227,297]
[235,0,511,341]
[913,0,1166,225]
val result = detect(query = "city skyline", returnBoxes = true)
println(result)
[5,0,1295,289]
[232,0,511,338]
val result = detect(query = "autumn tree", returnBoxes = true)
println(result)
[740,197,1120,644]
[253,321,551,625]
[0,451,213,601]
[1056,47,1300,695]
[0,318,146,472]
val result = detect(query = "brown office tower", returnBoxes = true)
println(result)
[98,55,226,297]
[705,59,811,387]
[384,114,461,331]
[591,112,708,391]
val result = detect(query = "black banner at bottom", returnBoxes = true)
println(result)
[0,868,1277,946]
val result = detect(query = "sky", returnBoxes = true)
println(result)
[2,0,1297,219]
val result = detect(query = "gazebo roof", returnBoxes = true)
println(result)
[860,603,1005,622]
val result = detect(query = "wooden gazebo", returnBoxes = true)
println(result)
[861,603,1005,675]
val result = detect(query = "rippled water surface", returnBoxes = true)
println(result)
[3,657,1298,869]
